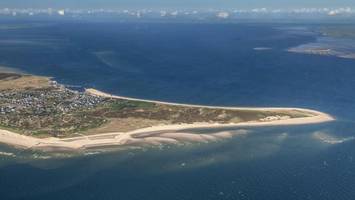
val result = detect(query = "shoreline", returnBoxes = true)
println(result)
[0,88,335,152]
[86,88,332,114]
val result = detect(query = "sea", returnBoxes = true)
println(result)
[1,20,355,200]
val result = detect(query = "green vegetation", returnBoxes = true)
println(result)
[107,100,155,111]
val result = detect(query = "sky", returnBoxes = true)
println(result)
[0,0,354,9]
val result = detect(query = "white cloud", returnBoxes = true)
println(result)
[171,11,178,16]
[328,10,337,16]
[217,11,229,19]
[58,9,65,16]
[160,10,167,17]
[252,8,268,13]
[327,7,353,16]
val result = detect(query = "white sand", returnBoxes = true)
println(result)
[86,88,333,114]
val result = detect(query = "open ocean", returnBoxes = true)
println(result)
[1,21,355,200]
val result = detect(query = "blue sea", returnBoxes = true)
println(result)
[1,21,355,200]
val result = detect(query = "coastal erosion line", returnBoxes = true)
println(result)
[0,88,334,152]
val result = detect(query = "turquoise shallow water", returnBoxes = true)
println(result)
[0,21,355,200]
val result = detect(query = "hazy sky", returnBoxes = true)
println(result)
[0,0,354,9]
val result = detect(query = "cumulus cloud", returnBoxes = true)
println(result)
[327,7,352,16]
[0,7,354,18]
[170,11,178,16]
[57,9,65,16]
[216,11,229,19]
[160,10,167,17]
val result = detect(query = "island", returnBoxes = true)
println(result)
[0,72,334,152]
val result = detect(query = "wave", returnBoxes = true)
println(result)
[253,47,272,51]
[0,151,16,157]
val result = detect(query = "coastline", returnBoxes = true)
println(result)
[86,88,332,113]
[0,88,335,152]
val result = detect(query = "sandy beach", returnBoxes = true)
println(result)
[86,88,333,113]
[0,89,335,152]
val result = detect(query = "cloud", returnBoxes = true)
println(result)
[216,11,229,19]
[57,9,65,15]
[327,7,352,16]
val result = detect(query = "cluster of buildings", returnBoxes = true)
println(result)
[0,87,105,116]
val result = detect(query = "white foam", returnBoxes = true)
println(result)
[0,151,15,157]
[253,47,272,51]
[313,132,355,144]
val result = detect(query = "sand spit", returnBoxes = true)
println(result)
[86,88,335,115]
[0,89,334,152]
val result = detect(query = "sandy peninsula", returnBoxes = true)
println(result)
[0,72,334,152]
[0,88,334,152]
[0,111,333,152]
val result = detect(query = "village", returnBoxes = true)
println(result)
[0,87,104,115]
[0,75,108,136]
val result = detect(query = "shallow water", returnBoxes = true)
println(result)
[289,36,355,59]
[1,21,355,200]
[1,124,355,200]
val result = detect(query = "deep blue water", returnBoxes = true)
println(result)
[1,21,355,200]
